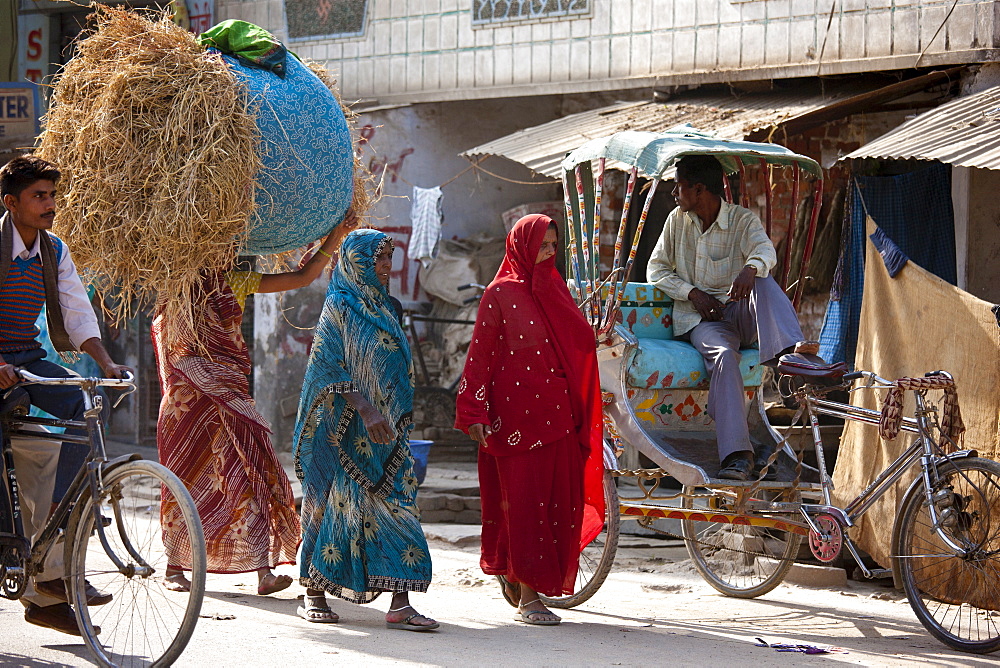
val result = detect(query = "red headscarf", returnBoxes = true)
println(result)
[465,213,606,548]
[495,215,601,440]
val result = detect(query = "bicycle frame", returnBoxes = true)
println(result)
[1,372,141,583]
[796,370,978,568]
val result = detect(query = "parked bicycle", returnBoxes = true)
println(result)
[0,369,206,667]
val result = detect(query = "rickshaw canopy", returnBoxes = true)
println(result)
[560,126,822,180]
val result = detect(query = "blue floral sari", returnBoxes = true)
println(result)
[293,229,431,603]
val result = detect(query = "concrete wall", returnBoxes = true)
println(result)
[215,0,1000,103]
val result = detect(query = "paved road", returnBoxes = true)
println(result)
[2,534,997,667]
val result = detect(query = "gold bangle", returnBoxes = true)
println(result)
[316,248,333,259]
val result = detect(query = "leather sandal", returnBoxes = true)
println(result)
[24,602,98,636]
[35,578,112,606]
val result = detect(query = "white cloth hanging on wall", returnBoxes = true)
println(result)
[410,186,443,267]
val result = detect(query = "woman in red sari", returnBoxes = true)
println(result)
[455,213,605,626]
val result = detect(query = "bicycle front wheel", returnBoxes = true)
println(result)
[66,459,206,667]
[894,456,1000,654]
[540,470,620,609]
[682,486,802,598]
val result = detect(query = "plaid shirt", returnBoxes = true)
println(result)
[648,201,776,336]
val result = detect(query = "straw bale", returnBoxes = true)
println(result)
[36,6,261,343]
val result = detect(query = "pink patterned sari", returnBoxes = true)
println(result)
[152,272,300,573]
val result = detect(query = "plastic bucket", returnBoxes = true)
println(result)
[408,440,434,485]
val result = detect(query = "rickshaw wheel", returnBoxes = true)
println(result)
[540,469,620,609]
[681,485,802,598]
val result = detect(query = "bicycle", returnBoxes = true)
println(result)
[404,283,483,428]
[0,369,206,667]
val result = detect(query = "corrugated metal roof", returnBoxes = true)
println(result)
[845,85,1000,170]
[462,87,874,177]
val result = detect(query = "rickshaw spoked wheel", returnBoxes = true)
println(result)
[681,485,802,598]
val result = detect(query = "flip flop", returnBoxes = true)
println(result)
[386,612,440,632]
[516,598,561,626]
[257,574,293,596]
[296,602,339,624]
[515,609,561,626]
[496,575,520,608]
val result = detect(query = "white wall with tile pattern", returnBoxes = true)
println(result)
[215,0,999,103]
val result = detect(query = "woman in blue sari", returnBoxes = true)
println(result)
[293,229,437,630]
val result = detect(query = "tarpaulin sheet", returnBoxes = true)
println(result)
[832,218,1000,568]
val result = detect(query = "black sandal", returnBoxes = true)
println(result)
[496,575,520,608]
[296,595,339,624]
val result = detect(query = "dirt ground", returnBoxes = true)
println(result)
[3,532,1000,668]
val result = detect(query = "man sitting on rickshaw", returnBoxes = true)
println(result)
[647,155,807,481]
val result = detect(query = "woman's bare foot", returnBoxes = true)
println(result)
[517,586,560,625]
[163,569,191,592]
[257,570,293,596]
[385,592,439,631]
[297,589,339,623]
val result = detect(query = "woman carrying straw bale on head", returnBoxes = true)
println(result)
[153,212,356,595]
[292,228,438,630]
[454,213,606,626]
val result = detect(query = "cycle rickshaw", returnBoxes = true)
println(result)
[535,128,1000,654]
[0,370,206,667]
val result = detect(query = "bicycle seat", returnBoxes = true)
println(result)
[0,387,30,419]
[777,353,847,379]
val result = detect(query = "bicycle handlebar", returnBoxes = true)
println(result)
[842,370,895,388]
[17,369,136,390]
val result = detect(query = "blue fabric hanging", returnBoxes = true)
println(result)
[818,163,956,366]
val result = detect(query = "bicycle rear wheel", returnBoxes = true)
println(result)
[540,470,620,609]
[682,486,802,598]
[66,459,206,667]
[894,456,1000,654]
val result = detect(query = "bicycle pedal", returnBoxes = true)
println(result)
[864,568,893,579]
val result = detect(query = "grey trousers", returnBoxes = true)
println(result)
[687,276,803,461]
[10,425,66,608]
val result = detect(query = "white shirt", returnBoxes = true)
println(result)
[10,226,102,350]
[647,200,777,337]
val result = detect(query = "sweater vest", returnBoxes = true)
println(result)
[0,235,64,353]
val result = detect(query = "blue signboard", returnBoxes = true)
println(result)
[0,82,41,143]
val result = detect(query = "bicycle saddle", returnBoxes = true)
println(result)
[0,387,30,419]
[777,352,847,379]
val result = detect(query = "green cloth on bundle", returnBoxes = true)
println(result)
[199,20,291,78]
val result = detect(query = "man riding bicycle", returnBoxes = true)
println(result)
[0,155,130,635]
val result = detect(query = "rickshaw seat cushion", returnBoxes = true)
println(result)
[626,338,762,389]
